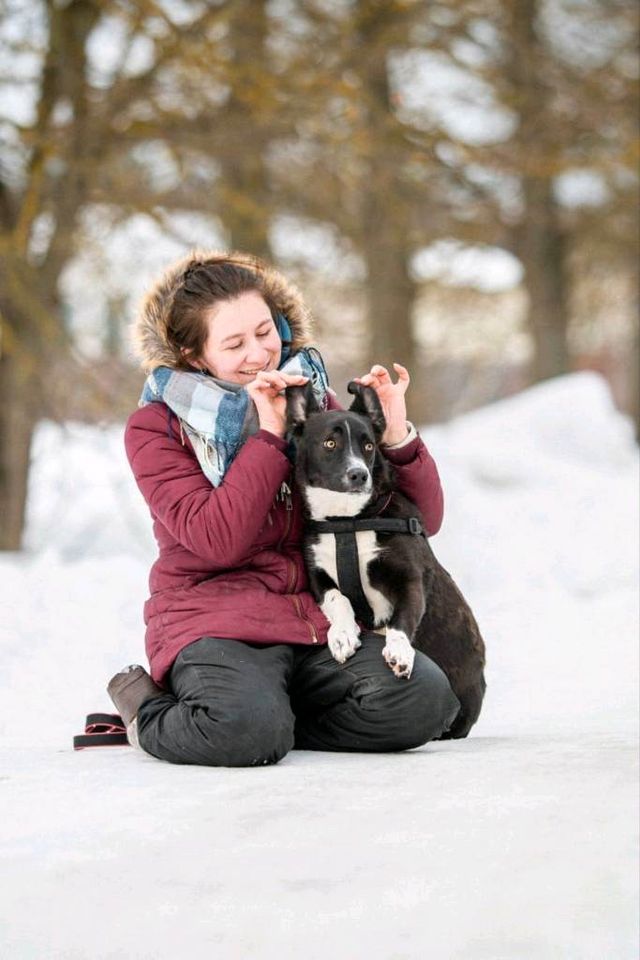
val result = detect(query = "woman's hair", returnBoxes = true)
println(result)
[163,256,278,370]
[134,249,313,373]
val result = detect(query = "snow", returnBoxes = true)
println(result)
[1,371,638,958]
[411,240,524,293]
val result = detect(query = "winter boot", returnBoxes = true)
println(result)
[107,665,163,748]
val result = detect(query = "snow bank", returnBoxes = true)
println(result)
[423,372,639,737]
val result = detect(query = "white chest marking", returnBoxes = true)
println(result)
[310,530,394,628]
[304,486,371,520]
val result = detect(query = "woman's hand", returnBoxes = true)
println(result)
[246,370,309,438]
[354,363,411,445]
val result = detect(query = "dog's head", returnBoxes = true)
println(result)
[286,381,392,516]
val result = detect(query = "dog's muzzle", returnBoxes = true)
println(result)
[344,466,370,492]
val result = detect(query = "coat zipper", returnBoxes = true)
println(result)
[276,485,316,640]
[291,595,319,644]
[275,481,314,623]
[275,480,297,591]
[278,480,293,511]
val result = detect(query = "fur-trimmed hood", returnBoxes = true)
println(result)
[132,249,315,373]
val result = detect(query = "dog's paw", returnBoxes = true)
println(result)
[321,588,361,664]
[328,624,362,663]
[382,629,415,679]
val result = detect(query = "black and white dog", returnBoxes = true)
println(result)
[286,381,486,739]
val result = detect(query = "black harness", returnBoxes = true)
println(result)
[307,507,426,629]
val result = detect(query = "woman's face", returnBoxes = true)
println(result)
[195,291,282,383]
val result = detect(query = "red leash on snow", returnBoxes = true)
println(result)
[73,713,129,749]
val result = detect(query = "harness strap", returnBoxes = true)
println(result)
[334,532,376,627]
[308,516,425,537]
[309,515,427,630]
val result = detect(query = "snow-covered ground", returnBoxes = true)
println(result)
[1,371,638,958]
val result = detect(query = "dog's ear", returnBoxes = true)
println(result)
[286,381,320,437]
[347,381,386,439]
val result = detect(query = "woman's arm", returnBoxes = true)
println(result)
[381,431,444,536]
[125,404,291,568]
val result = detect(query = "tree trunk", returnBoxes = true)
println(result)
[0,353,39,550]
[507,0,571,384]
[218,0,272,259]
[630,312,639,442]
[361,214,416,375]
[518,177,570,381]
[356,14,420,421]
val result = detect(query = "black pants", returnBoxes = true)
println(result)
[136,635,461,766]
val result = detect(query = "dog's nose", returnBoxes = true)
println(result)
[346,466,368,489]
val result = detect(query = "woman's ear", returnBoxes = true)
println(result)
[181,347,206,373]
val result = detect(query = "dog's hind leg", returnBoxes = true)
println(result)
[437,677,487,739]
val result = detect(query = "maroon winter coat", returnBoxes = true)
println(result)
[125,395,444,684]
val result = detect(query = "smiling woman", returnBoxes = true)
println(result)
[109,249,457,767]
[133,251,326,481]
[200,293,281,379]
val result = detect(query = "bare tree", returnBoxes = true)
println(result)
[0,0,238,548]
[2,0,636,551]
[460,0,638,385]
[264,0,473,418]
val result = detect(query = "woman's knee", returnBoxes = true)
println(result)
[137,693,295,767]
[212,698,296,766]
[348,652,460,751]
[405,652,461,745]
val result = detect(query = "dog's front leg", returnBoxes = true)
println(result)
[310,567,361,664]
[383,578,426,680]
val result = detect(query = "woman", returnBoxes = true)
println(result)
[109,250,460,765]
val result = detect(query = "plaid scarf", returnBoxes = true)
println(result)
[139,316,329,486]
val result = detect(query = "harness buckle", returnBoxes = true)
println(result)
[408,517,423,535]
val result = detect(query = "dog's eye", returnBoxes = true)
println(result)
[364,442,374,452]
[324,439,336,449]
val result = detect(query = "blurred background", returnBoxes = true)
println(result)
[0,0,638,550]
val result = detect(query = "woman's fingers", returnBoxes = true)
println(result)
[357,364,387,385]
[355,362,409,390]
[263,371,308,385]
[392,362,410,392]
[251,371,308,392]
